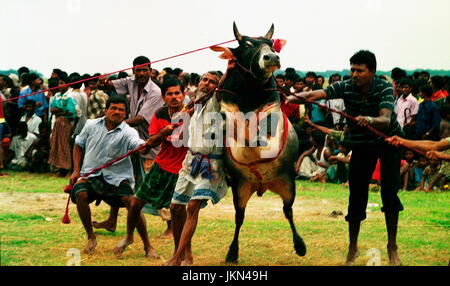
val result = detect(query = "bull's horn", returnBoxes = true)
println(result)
[264,23,274,39]
[233,21,243,41]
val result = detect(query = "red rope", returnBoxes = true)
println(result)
[285,89,426,156]
[1,39,237,104]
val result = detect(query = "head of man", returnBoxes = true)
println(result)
[197,71,220,96]
[400,78,413,97]
[161,78,185,111]
[305,72,317,86]
[58,72,70,94]
[349,50,377,88]
[0,74,7,89]
[329,73,342,85]
[294,77,306,92]
[316,75,325,87]
[29,73,41,90]
[105,96,128,127]
[132,56,151,85]
[275,74,285,88]
[24,100,36,115]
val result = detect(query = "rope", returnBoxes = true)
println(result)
[284,88,427,156]
[1,39,237,104]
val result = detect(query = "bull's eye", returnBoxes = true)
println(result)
[245,41,254,47]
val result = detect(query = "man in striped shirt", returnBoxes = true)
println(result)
[287,50,403,266]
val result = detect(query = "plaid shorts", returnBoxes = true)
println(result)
[135,162,179,209]
[71,175,133,207]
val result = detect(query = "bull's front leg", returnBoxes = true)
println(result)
[226,181,254,264]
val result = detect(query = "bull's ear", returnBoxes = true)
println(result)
[264,23,274,39]
[210,46,235,60]
[233,21,243,41]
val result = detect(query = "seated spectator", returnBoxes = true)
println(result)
[25,123,51,173]
[413,156,428,189]
[20,100,42,136]
[327,141,352,184]
[400,149,418,190]
[296,130,330,183]
[5,122,37,171]
[419,157,440,192]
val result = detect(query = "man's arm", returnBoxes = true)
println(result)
[147,125,175,148]
[386,136,450,152]
[426,150,450,161]
[355,108,392,130]
[304,114,332,135]
[97,76,117,93]
[286,90,328,104]
[70,144,84,185]
[125,115,146,127]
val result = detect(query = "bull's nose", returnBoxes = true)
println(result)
[263,54,279,61]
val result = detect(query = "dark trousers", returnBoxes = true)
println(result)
[346,143,404,222]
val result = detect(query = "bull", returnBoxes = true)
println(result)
[211,22,307,263]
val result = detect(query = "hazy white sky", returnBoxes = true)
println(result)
[2,0,450,77]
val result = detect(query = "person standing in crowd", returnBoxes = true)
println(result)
[164,71,227,266]
[394,78,418,139]
[95,56,164,232]
[287,50,404,266]
[18,73,48,123]
[48,74,77,177]
[113,78,189,256]
[68,73,88,138]
[415,84,441,140]
[86,76,109,119]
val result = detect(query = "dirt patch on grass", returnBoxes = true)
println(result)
[0,191,348,223]
[0,192,69,214]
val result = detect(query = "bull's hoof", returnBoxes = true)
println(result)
[225,245,239,264]
[294,236,307,256]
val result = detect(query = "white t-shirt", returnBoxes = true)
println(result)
[20,113,42,135]
[70,89,88,136]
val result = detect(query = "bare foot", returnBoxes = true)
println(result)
[144,247,161,259]
[92,220,116,232]
[181,257,194,266]
[388,245,402,266]
[157,229,173,239]
[83,238,97,254]
[162,256,181,266]
[113,238,133,257]
[344,248,360,266]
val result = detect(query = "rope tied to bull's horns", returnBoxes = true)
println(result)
[281,88,426,156]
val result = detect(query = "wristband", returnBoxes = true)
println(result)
[366,116,373,125]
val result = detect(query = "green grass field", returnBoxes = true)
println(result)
[0,171,448,266]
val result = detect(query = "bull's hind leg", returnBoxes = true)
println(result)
[226,181,254,264]
[269,177,306,256]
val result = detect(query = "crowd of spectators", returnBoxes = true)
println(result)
[1,65,449,192]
